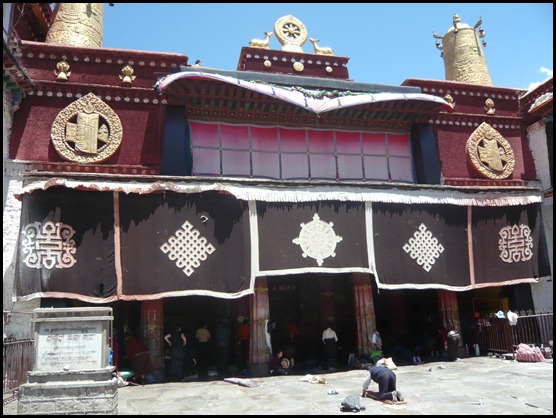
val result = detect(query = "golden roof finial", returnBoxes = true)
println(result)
[434,14,493,86]
[45,3,105,47]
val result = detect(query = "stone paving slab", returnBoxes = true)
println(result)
[4,357,552,415]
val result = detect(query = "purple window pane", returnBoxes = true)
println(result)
[362,132,387,155]
[363,155,389,180]
[192,148,221,175]
[251,126,279,151]
[310,153,336,179]
[281,153,309,179]
[222,150,251,176]
[190,122,220,148]
[280,128,307,152]
[389,157,414,182]
[220,124,249,150]
[338,155,364,180]
[388,133,411,156]
[335,131,361,154]
[252,152,280,178]
[308,130,335,153]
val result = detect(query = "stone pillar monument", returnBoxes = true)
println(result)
[17,307,118,415]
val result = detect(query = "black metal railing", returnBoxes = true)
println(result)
[469,310,553,355]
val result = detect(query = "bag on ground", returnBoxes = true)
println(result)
[341,395,366,412]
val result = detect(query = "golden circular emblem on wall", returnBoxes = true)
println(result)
[51,93,123,163]
[274,15,308,53]
[466,122,515,179]
[293,62,304,72]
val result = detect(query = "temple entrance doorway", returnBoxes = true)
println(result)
[267,273,356,366]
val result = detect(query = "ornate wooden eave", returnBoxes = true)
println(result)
[10,3,54,43]
[521,77,553,122]
[3,43,35,99]
[159,73,451,130]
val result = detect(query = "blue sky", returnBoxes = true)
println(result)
[102,3,553,91]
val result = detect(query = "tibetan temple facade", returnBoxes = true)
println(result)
[3,5,553,376]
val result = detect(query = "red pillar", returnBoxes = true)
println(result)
[353,273,376,357]
[140,299,164,370]
[249,277,271,376]
[438,289,462,334]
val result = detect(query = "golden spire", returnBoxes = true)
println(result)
[45,3,105,48]
[433,14,492,86]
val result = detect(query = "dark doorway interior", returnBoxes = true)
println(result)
[373,288,440,359]
[267,273,356,365]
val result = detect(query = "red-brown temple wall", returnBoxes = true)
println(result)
[9,97,165,168]
[434,126,537,181]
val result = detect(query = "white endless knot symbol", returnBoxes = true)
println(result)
[498,224,533,263]
[21,221,77,269]
[160,221,216,276]
[402,223,444,272]
[292,213,343,266]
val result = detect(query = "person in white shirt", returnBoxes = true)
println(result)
[322,322,339,369]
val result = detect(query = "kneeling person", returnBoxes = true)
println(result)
[362,359,404,402]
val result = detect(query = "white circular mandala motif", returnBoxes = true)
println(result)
[292,213,343,266]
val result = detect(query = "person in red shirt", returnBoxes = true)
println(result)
[126,330,152,384]
[239,319,250,370]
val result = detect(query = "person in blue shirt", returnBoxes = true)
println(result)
[362,358,404,402]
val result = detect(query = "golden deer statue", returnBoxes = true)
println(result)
[309,38,334,55]
[249,32,273,49]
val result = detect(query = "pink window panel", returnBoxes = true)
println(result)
[220,124,249,150]
[190,122,220,148]
[308,130,334,153]
[281,153,309,179]
[192,148,221,176]
[388,133,411,156]
[252,152,280,178]
[251,126,279,151]
[335,131,361,154]
[364,156,389,180]
[279,128,307,152]
[338,155,364,180]
[310,154,336,179]
[389,157,414,182]
[362,132,387,155]
[222,150,251,176]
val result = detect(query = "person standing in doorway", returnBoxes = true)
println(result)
[322,321,339,370]
[215,319,232,376]
[164,325,186,381]
[195,323,211,376]
[447,329,461,361]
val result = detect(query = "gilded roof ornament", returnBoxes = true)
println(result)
[120,65,137,85]
[274,15,308,53]
[309,38,334,56]
[55,60,71,81]
[443,94,455,109]
[466,122,515,179]
[51,93,123,163]
[249,32,273,49]
[45,3,105,47]
[484,98,496,115]
[433,14,493,85]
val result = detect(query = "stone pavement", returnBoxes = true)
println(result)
[4,356,552,415]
